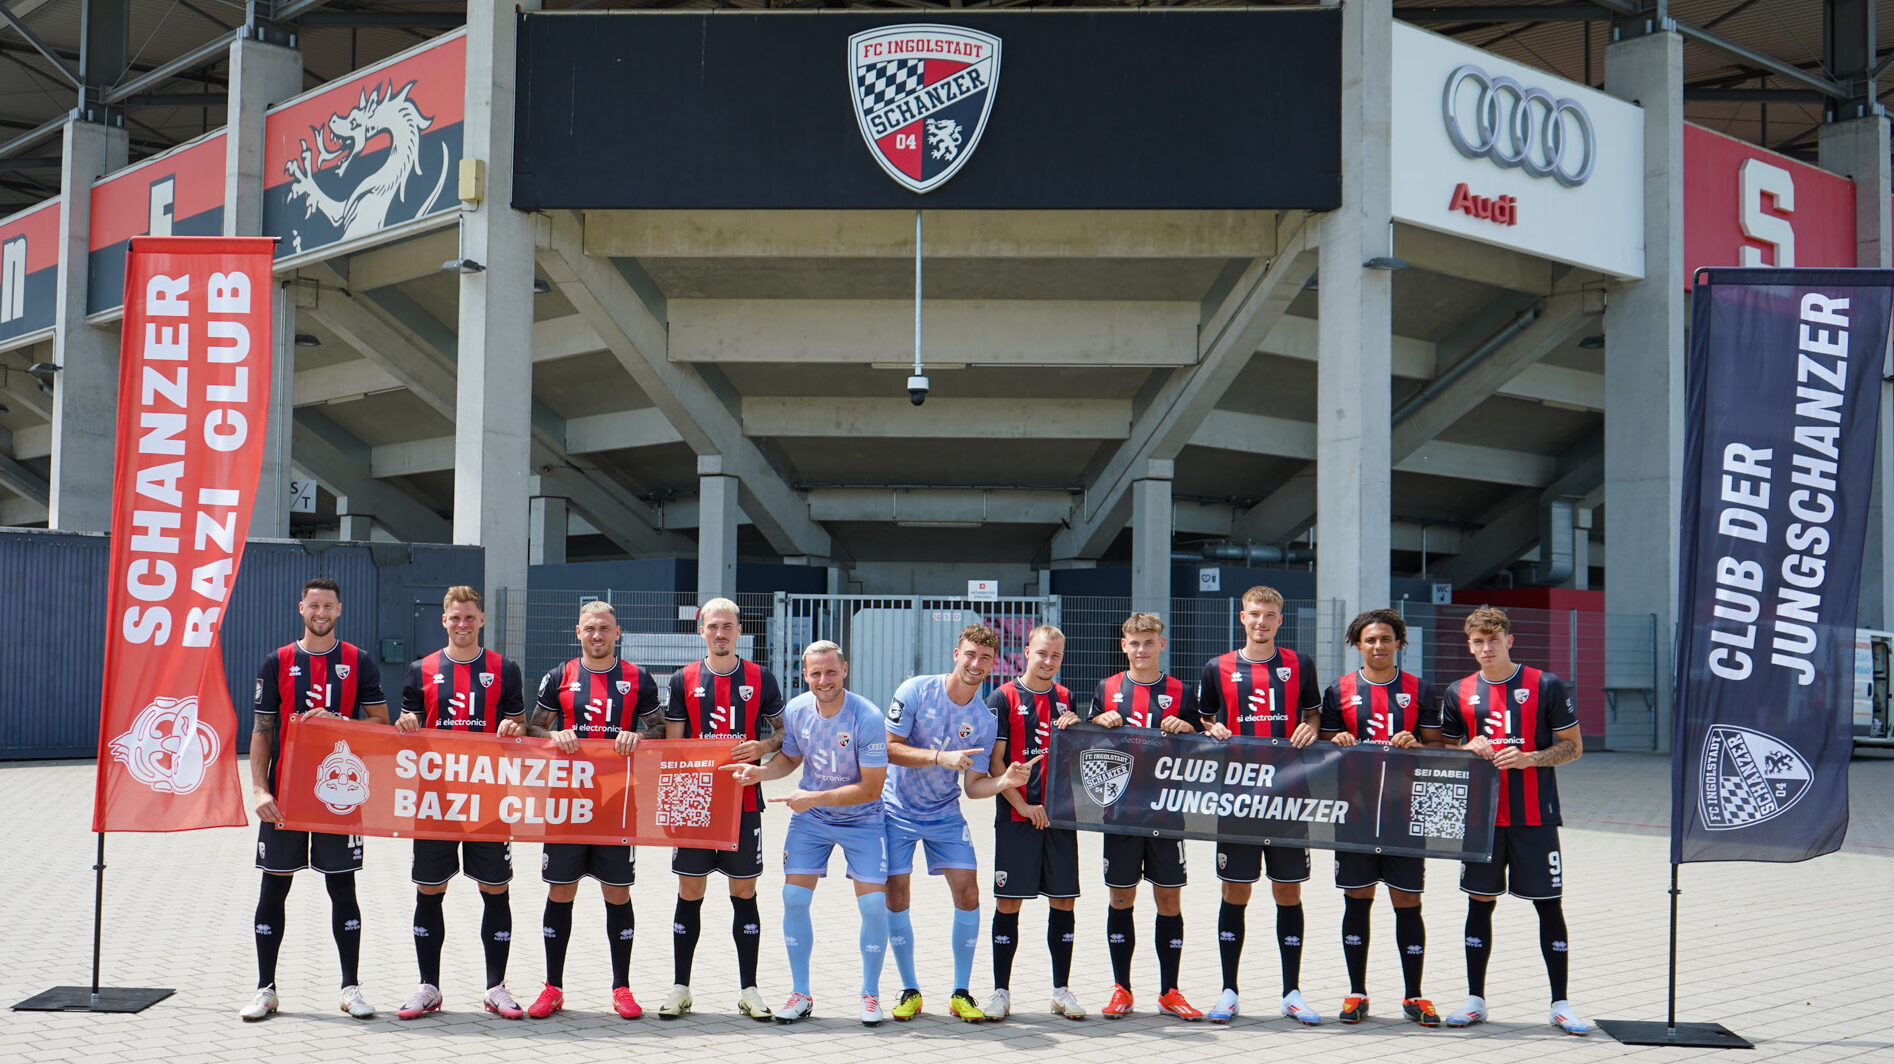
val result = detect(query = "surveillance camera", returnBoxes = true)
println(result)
[907,374,929,406]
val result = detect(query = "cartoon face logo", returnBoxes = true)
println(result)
[108,696,220,795]
[313,740,371,814]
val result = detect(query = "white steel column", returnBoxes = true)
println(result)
[455,0,540,606]
[1819,115,1894,630]
[1315,0,1394,630]
[225,36,301,537]
[1604,29,1685,751]
[47,118,127,530]
[529,494,568,566]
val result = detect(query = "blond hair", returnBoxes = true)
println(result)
[1241,585,1283,609]
[578,600,617,623]
[1121,612,1165,635]
[1463,607,1511,636]
[1027,624,1065,645]
[698,597,740,623]
[802,639,847,665]
[443,585,482,610]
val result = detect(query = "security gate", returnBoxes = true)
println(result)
[771,593,1060,707]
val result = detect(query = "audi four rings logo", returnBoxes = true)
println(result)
[1442,64,1596,188]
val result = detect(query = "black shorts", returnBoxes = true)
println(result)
[256,822,363,875]
[412,839,513,886]
[1218,842,1310,884]
[993,819,1080,899]
[1334,851,1425,894]
[543,843,635,886]
[1102,833,1187,889]
[672,807,764,880]
[1460,825,1563,900]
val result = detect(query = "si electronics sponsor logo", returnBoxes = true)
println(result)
[848,25,1001,193]
[1699,725,1814,830]
[1079,749,1133,808]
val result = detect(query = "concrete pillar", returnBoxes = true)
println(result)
[47,118,128,531]
[529,494,568,566]
[1315,0,1394,643]
[338,509,374,541]
[226,37,302,537]
[1131,460,1172,670]
[1818,115,1894,630]
[455,0,540,608]
[1604,30,1685,752]
[698,455,739,601]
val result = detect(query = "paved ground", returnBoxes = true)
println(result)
[5,748,1892,1063]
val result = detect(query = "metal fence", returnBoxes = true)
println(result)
[491,588,1659,748]
[1394,602,1659,749]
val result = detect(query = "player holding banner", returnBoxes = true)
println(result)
[981,624,1085,1021]
[1198,585,1324,1026]
[720,641,891,1024]
[393,587,529,1021]
[1436,607,1590,1036]
[242,577,390,1022]
[1318,608,1442,1027]
[1086,612,1201,1021]
[521,601,664,1020]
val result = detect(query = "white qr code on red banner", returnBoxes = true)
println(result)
[1408,781,1469,840]
[657,771,714,828]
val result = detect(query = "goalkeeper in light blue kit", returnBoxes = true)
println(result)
[721,641,901,1024]
[881,623,1037,1023]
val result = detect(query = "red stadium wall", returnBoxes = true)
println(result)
[1452,589,1606,740]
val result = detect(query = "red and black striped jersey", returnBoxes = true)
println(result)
[1438,665,1579,827]
[254,641,387,788]
[1320,670,1437,745]
[535,658,661,739]
[1197,647,1321,739]
[401,650,526,732]
[666,658,785,812]
[1088,671,1198,731]
[986,679,1072,821]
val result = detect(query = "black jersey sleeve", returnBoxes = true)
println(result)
[535,666,564,717]
[1319,681,1345,734]
[498,660,526,717]
[1415,677,1441,730]
[354,655,387,712]
[1086,680,1109,721]
[760,669,786,720]
[254,654,283,716]
[1543,673,1580,732]
[1437,682,1468,742]
[634,668,662,727]
[664,671,688,722]
[400,660,426,718]
[1174,681,1203,730]
[1196,659,1224,722]
[1292,650,1323,715]
[985,687,1011,755]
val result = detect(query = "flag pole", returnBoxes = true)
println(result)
[90,833,105,1007]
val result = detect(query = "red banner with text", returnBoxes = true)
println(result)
[93,236,277,832]
[275,718,743,849]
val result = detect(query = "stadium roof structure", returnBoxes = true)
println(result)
[0,0,1882,211]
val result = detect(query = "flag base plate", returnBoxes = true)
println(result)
[12,987,175,1013]
[1597,1019,1753,1049]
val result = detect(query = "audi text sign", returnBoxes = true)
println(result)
[1390,22,1645,279]
[513,11,1341,211]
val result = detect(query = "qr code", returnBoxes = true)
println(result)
[657,771,714,828]
[1409,781,1469,839]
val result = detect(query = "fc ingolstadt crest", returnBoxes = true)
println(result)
[848,24,1001,194]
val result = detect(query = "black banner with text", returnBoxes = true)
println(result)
[1045,725,1499,862]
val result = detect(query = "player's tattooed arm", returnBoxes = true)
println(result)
[1527,725,1583,768]
[637,709,667,740]
[521,706,557,738]
[757,714,785,753]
